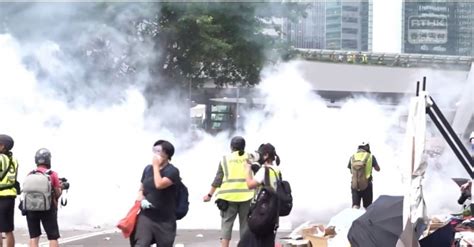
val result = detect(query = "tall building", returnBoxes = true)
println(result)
[284,2,326,49]
[284,0,373,51]
[402,1,474,56]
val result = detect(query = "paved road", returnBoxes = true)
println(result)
[9,229,291,247]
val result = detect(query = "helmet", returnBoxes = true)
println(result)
[0,134,14,151]
[358,141,370,152]
[35,148,51,166]
[230,136,246,151]
[470,131,474,141]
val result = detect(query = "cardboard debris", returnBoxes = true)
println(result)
[284,208,359,247]
[282,224,334,247]
[302,224,334,247]
[281,239,310,247]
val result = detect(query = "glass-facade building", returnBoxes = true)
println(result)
[284,1,326,49]
[403,1,474,56]
[284,0,372,51]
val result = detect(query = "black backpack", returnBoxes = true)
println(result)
[144,165,189,220]
[269,167,293,217]
[175,179,189,220]
[247,167,280,236]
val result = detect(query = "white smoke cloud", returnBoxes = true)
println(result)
[0,3,471,234]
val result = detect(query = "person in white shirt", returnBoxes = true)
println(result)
[238,143,281,247]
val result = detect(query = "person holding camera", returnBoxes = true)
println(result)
[0,134,19,247]
[203,136,254,247]
[23,148,63,247]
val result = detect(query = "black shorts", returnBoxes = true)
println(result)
[26,208,60,240]
[351,182,373,209]
[0,196,15,232]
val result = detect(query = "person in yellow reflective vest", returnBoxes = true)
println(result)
[348,142,380,209]
[0,134,19,247]
[203,136,254,247]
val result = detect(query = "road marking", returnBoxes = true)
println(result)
[39,229,118,247]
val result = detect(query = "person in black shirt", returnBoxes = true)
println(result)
[133,140,180,247]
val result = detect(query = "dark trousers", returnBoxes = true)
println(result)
[0,196,15,232]
[131,213,176,247]
[351,182,373,209]
[238,228,276,247]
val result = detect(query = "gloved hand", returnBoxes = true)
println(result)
[141,199,154,209]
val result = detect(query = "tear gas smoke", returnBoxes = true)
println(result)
[0,3,471,231]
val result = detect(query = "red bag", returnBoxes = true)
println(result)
[117,200,141,238]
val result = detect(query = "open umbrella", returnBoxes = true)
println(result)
[348,195,404,247]
[452,178,470,187]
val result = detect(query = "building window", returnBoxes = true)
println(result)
[342,6,359,12]
[326,32,341,39]
[342,17,358,23]
[342,39,358,49]
[327,23,342,30]
[326,8,341,15]
[327,40,341,49]
[327,15,341,21]
[342,28,358,34]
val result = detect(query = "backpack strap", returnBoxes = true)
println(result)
[0,156,15,191]
[267,167,282,182]
[362,153,371,164]
[0,155,14,182]
[31,169,52,176]
[61,190,68,206]
[264,167,271,186]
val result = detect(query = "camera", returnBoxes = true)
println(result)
[59,177,70,190]
[248,151,262,174]
[248,151,262,164]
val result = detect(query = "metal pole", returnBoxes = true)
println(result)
[429,96,474,165]
[427,107,474,178]
[416,81,420,96]
[235,87,240,130]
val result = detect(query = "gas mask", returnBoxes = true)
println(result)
[248,151,264,173]
[249,151,264,164]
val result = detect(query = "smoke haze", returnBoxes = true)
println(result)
[0,3,471,231]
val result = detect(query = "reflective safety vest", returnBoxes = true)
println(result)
[351,150,373,179]
[216,151,254,202]
[253,166,280,202]
[0,154,18,197]
[362,54,368,64]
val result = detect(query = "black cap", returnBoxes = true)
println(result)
[230,136,245,151]
[0,134,14,151]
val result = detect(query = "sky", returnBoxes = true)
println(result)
[372,0,403,53]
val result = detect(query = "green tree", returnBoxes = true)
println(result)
[141,2,308,90]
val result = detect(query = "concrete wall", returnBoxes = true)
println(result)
[296,60,470,93]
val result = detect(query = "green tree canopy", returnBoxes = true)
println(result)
[142,2,308,89]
